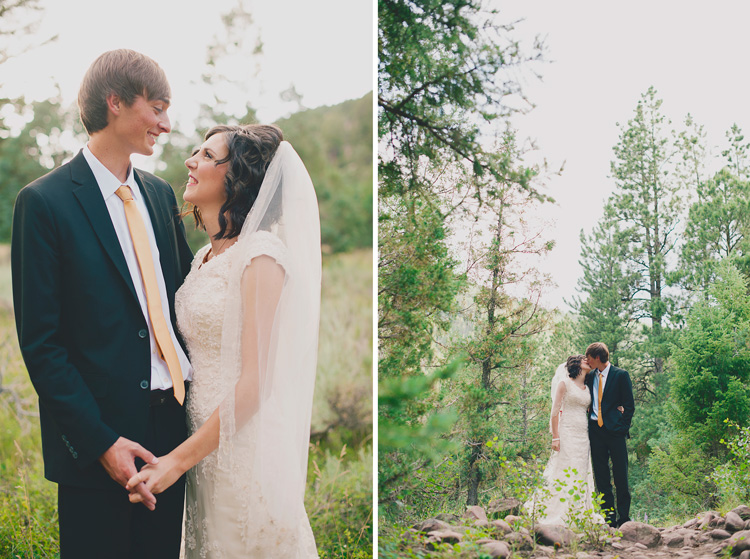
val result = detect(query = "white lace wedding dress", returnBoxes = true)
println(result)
[176,232,318,558]
[524,376,599,526]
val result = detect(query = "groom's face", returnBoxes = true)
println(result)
[113,94,171,156]
[587,355,604,371]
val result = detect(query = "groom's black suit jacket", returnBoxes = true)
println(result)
[585,365,635,437]
[11,149,193,488]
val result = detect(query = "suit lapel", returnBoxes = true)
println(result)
[70,152,138,302]
[135,171,176,300]
[602,366,617,401]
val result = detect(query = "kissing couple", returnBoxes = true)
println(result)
[12,49,321,558]
[525,342,635,528]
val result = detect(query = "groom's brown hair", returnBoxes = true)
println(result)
[585,342,609,363]
[78,49,171,134]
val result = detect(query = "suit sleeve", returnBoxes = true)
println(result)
[11,186,119,467]
[620,369,635,428]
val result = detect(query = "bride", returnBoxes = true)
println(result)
[126,124,320,557]
[524,355,603,526]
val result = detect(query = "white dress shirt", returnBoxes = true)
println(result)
[590,362,611,421]
[83,146,193,390]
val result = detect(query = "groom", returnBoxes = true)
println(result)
[585,342,635,527]
[11,50,193,558]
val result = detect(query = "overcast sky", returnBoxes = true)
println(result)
[489,1,750,310]
[1,0,373,143]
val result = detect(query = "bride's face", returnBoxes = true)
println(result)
[184,133,230,208]
[580,357,592,373]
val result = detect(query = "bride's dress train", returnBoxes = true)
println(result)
[524,375,601,526]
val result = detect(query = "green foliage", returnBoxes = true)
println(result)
[0,95,84,242]
[670,259,750,446]
[712,420,750,507]
[306,443,373,559]
[277,93,373,253]
[676,167,750,297]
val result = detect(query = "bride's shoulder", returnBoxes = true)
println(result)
[240,231,288,268]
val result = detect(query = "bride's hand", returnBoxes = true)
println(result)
[126,454,183,505]
[551,439,560,452]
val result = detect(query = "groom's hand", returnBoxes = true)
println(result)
[99,437,159,510]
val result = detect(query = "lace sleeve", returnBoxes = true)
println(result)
[550,378,567,432]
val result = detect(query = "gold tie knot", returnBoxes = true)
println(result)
[116,185,134,202]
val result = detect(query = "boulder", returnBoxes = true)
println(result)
[534,524,575,548]
[426,529,462,544]
[504,531,534,550]
[504,514,522,526]
[726,530,750,555]
[413,518,452,534]
[660,531,684,547]
[619,521,662,548]
[697,511,720,530]
[487,497,522,518]
[473,519,490,529]
[727,512,746,533]
[479,540,511,558]
[435,512,461,524]
[739,550,750,559]
[733,506,750,521]
[490,519,512,535]
[464,505,488,523]
[710,529,732,540]
[683,516,700,529]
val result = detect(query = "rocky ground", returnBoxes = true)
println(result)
[406,504,750,558]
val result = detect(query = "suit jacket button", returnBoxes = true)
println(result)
[138,329,148,339]
[72,452,78,459]
[140,380,149,389]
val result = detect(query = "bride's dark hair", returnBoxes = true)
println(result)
[192,123,284,240]
[566,354,586,379]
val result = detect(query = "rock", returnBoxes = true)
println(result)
[435,512,461,524]
[473,519,489,529]
[490,519,512,535]
[727,512,747,533]
[534,524,575,547]
[620,521,662,548]
[479,540,510,558]
[739,550,750,559]
[426,529,462,544]
[683,517,700,529]
[487,497,522,518]
[611,541,626,550]
[709,529,732,540]
[698,511,720,530]
[504,531,534,550]
[733,506,750,521]
[504,514,522,526]
[464,505,488,523]
[726,530,750,555]
[413,518,452,534]
[661,531,685,547]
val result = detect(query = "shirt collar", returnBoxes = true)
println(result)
[82,145,139,201]
[597,363,611,378]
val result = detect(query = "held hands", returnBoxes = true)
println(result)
[126,453,184,506]
[99,437,159,511]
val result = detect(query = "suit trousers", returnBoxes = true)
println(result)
[58,395,187,559]
[588,419,631,526]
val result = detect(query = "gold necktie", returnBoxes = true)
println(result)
[597,372,603,427]
[116,185,184,405]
